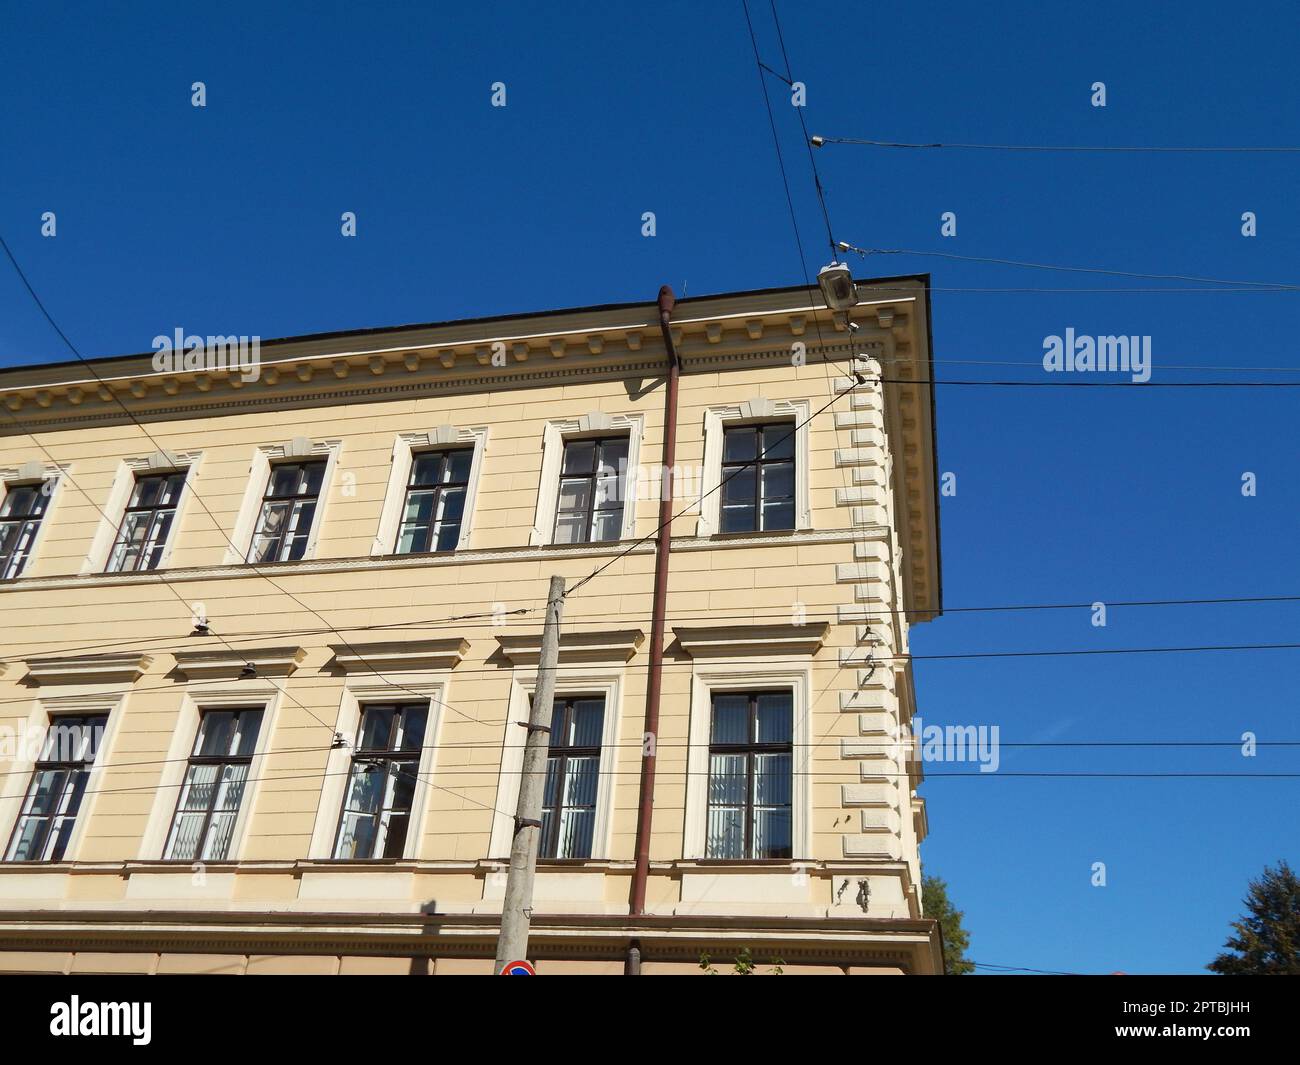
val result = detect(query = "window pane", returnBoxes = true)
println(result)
[268,465,300,498]
[196,712,237,757]
[396,705,428,752]
[402,489,437,526]
[139,510,174,570]
[201,809,240,861]
[557,476,591,514]
[301,461,326,496]
[706,805,745,859]
[433,521,460,552]
[752,806,792,859]
[722,427,756,463]
[755,692,793,743]
[721,502,756,534]
[358,707,396,751]
[562,755,600,807]
[165,812,207,861]
[760,423,795,460]
[711,695,750,744]
[132,475,164,509]
[160,473,187,505]
[761,500,794,531]
[593,472,621,508]
[761,461,794,501]
[561,440,594,475]
[553,513,586,545]
[590,507,622,542]
[234,710,263,757]
[753,752,792,805]
[447,449,473,483]
[1,486,38,518]
[569,699,605,747]
[708,753,748,805]
[556,807,595,859]
[597,438,627,474]
[722,466,756,504]
[335,810,376,860]
[438,486,466,523]
[410,453,443,486]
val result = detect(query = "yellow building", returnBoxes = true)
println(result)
[0,277,943,975]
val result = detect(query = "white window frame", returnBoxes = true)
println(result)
[0,460,68,579]
[137,683,284,862]
[82,450,204,574]
[488,671,623,861]
[0,689,126,865]
[696,399,811,536]
[308,673,448,861]
[682,663,812,861]
[529,412,643,546]
[225,438,342,565]
[372,425,489,555]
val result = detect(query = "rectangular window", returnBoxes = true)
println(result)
[247,459,326,563]
[332,702,428,860]
[4,714,107,862]
[396,448,472,554]
[540,696,605,860]
[705,691,793,859]
[162,708,263,862]
[106,471,187,573]
[553,436,627,545]
[0,482,50,579]
[720,423,795,533]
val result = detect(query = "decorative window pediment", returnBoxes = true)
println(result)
[673,622,829,657]
[173,645,308,681]
[24,652,153,686]
[496,628,644,666]
[326,638,469,673]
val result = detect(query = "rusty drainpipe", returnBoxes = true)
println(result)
[629,285,680,932]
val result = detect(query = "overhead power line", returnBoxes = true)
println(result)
[836,243,1300,292]
[811,134,1300,154]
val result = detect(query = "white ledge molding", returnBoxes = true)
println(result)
[327,638,469,673]
[173,645,308,681]
[496,629,645,666]
[672,622,830,657]
[24,652,154,686]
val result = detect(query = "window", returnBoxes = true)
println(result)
[247,460,326,563]
[162,708,263,862]
[332,702,428,860]
[720,423,795,533]
[553,436,628,544]
[396,448,472,554]
[105,472,187,573]
[4,714,107,862]
[705,691,793,859]
[540,696,605,859]
[0,482,50,579]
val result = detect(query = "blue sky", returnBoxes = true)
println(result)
[2,1,1298,974]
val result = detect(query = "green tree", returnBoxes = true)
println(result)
[922,874,973,975]
[1209,860,1300,974]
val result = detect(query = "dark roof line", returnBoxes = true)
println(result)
[0,274,931,377]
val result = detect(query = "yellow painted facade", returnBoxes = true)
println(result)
[0,278,943,974]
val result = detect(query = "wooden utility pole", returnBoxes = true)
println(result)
[493,573,565,973]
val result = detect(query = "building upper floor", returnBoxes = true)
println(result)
[0,277,941,616]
